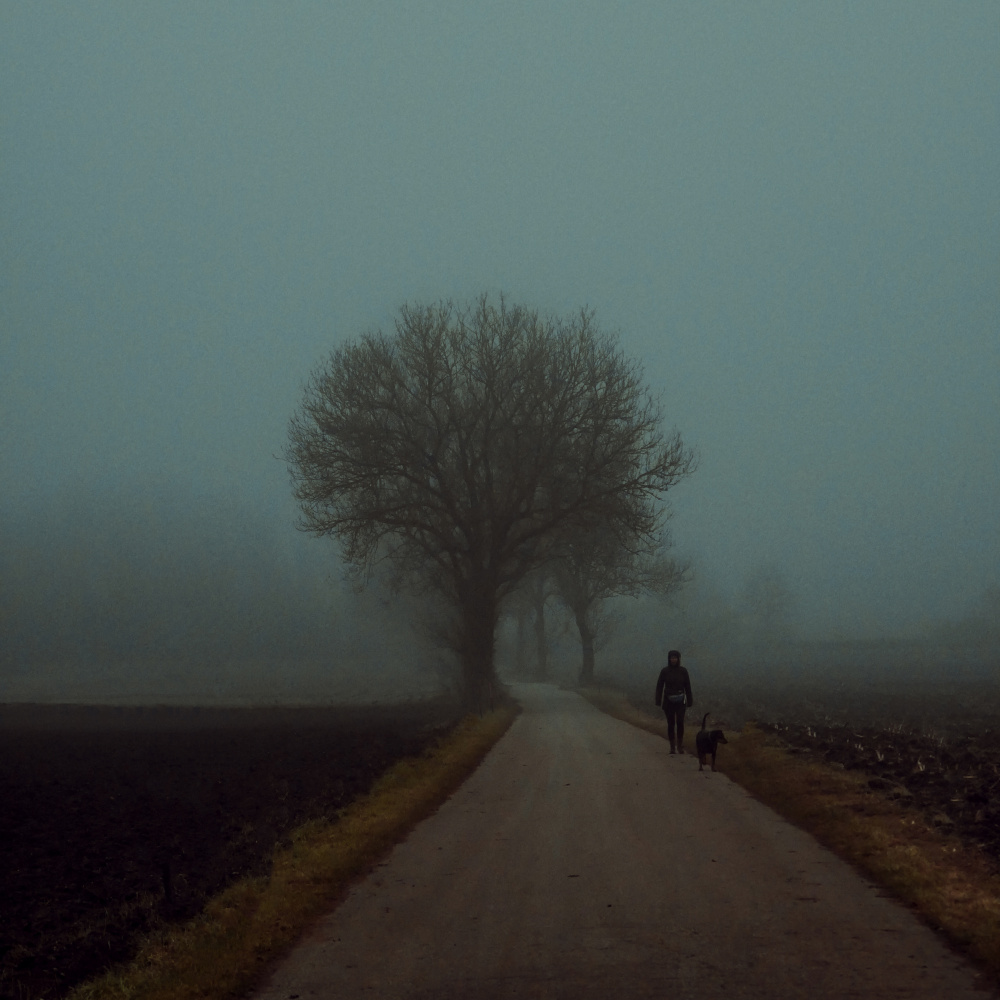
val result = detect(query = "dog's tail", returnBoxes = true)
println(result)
[700,712,710,731]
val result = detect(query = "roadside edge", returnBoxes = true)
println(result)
[577,685,1000,991]
[67,702,520,1000]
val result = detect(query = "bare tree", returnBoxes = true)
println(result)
[503,567,555,680]
[971,584,1000,646]
[509,596,531,679]
[286,295,695,710]
[553,528,689,685]
[739,564,795,647]
[528,570,554,680]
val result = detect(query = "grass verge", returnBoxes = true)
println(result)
[578,686,1000,986]
[67,703,519,1000]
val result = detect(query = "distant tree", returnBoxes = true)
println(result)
[502,567,554,680]
[739,564,795,646]
[526,568,557,680]
[286,295,695,710]
[506,592,532,679]
[972,584,1000,645]
[553,528,689,685]
[937,583,1000,646]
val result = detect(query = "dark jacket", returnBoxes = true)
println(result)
[655,665,693,709]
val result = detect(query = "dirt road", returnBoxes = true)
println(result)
[254,684,995,999]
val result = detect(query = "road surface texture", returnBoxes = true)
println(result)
[254,683,995,999]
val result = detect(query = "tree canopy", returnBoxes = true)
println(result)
[287,295,695,708]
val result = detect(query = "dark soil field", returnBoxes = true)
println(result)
[0,698,462,1000]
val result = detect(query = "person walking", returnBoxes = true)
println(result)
[655,649,693,754]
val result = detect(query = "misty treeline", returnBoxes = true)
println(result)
[928,585,1000,648]
[1,474,993,706]
[504,552,1000,697]
[287,295,695,710]
[584,567,1000,707]
[500,563,796,684]
[0,482,442,702]
[502,540,688,685]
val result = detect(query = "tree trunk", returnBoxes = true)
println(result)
[514,607,528,678]
[459,583,499,714]
[531,575,548,680]
[575,608,595,686]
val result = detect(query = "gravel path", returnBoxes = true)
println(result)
[253,683,995,999]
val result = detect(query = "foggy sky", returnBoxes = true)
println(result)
[2,2,998,640]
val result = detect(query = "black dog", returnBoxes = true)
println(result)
[695,713,728,772]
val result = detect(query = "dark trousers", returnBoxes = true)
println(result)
[663,703,686,746]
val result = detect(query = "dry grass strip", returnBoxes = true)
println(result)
[578,686,1000,987]
[68,704,519,1000]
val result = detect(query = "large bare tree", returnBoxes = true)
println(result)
[286,295,694,709]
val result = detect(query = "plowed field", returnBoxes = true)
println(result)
[0,699,461,1000]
